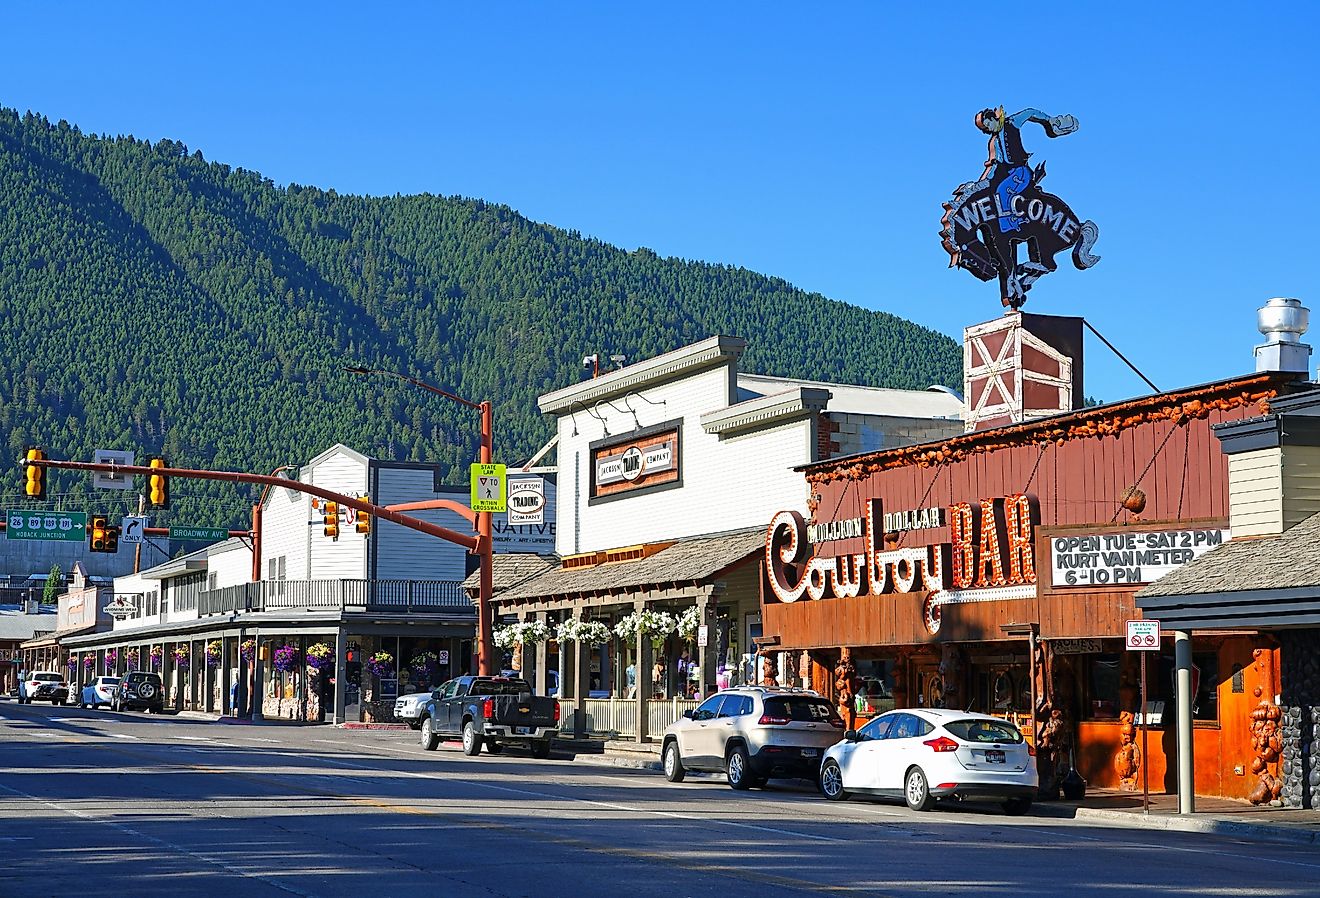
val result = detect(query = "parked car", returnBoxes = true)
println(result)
[394,689,434,729]
[818,708,1037,815]
[418,675,559,757]
[111,672,165,713]
[18,671,69,705]
[661,687,844,789]
[80,676,121,709]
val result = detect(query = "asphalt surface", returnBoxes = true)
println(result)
[1,700,1317,897]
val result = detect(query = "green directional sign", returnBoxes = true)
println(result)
[5,509,87,542]
[169,526,228,542]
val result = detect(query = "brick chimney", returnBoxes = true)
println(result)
[963,312,1084,432]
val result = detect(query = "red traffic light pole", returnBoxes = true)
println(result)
[345,366,496,676]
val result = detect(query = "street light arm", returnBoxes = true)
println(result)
[344,365,482,411]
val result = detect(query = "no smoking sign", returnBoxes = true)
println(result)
[1125,619,1161,651]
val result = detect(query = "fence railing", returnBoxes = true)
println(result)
[560,697,699,740]
[197,579,471,617]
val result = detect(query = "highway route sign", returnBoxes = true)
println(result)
[470,463,507,513]
[120,516,147,544]
[1125,619,1161,651]
[6,510,87,542]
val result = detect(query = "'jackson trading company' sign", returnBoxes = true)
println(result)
[767,494,1038,605]
[1050,528,1229,587]
[591,426,680,499]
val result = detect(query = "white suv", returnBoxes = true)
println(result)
[19,672,68,705]
[661,687,844,789]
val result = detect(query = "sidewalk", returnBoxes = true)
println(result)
[577,737,1320,846]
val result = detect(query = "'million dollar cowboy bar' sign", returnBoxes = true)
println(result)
[940,107,1101,309]
[766,495,1037,604]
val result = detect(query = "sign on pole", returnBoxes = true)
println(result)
[506,476,545,525]
[470,463,507,513]
[5,510,87,542]
[169,526,228,542]
[1125,619,1161,651]
[120,516,147,544]
[697,625,709,648]
[92,449,136,490]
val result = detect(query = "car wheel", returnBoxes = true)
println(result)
[904,767,934,811]
[1001,796,1033,816]
[726,746,753,790]
[820,760,849,801]
[419,716,439,751]
[663,740,686,783]
[461,720,482,756]
[530,740,551,760]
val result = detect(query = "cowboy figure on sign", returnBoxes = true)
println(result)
[941,106,1100,309]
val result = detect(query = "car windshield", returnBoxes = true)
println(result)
[33,673,62,682]
[762,696,838,722]
[945,719,1024,744]
[468,679,532,696]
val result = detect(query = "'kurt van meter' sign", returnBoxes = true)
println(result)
[1050,528,1229,587]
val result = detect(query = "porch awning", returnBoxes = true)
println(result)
[1136,512,1320,629]
[495,527,763,604]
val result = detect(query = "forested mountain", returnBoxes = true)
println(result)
[0,107,960,528]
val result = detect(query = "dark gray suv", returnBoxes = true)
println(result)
[661,687,844,789]
[112,672,165,713]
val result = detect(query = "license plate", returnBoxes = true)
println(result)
[985,750,1005,764]
[801,748,819,758]
[515,726,532,735]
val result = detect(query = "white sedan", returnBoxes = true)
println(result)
[819,708,1037,815]
[80,676,121,709]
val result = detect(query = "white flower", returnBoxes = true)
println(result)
[677,606,702,639]
[493,619,551,647]
[557,618,612,643]
[614,609,677,640]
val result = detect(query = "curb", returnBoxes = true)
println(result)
[340,722,410,731]
[1030,801,1320,846]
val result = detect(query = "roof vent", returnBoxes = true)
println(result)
[1255,297,1311,374]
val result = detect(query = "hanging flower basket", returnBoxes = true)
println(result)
[149,645,163,671]
[272,644,300,674]
[239,639,255,664]
[66,655,77,672]
[124,648,140,671]
[677,606,702,641]
[557,618,612,644]
[172,644,190,671]
[104,648,119,669]
[614,610,676,647]
[306,642,334,673]
[83,654,95,670]
[493,619,551,648]
[204,641,222,669]
[410,651,439,680]
[367,651,395,679]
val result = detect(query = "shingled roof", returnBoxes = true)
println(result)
[1137,512,1320,599]
[496,527,764,602]
[462,554,558,593]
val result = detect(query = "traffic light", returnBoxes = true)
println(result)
[356,496,370,535]
[90,516,111,553]
[147,456,169,509]
[105,523,120,554]
[23,447,45,500]
[323,501,339,539]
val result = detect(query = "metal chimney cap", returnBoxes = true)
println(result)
[1258,297,1309,343]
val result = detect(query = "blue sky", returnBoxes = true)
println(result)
[5,3,1318,401]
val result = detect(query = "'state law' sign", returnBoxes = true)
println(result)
[1051,528,1228,587]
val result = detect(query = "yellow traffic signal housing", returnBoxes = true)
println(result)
[147,456,169,509]
[104,524,120,554]
[323,501,339,539]
[90,516,111,553]
[356,496,371,535]
[23,447,46,500]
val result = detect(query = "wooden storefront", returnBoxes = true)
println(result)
[760,371,1302,801]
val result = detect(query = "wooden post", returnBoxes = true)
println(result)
[1141,650,1150,814]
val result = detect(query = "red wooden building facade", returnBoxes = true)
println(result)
[759,369,1303,800]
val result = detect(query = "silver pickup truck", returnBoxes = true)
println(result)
[393,691,432,729]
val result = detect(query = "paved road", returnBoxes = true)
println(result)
[1,701,1316,897]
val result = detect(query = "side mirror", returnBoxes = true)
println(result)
[844,729,860,742]
[682,710,695,720]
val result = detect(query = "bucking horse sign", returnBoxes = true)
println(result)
[941,107,1100,309]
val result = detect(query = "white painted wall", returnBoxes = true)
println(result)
[262,480,310,581]
[207,541,253,589]
[555,364,812,555]
[373,469,470,582]
[306,451,369,580]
